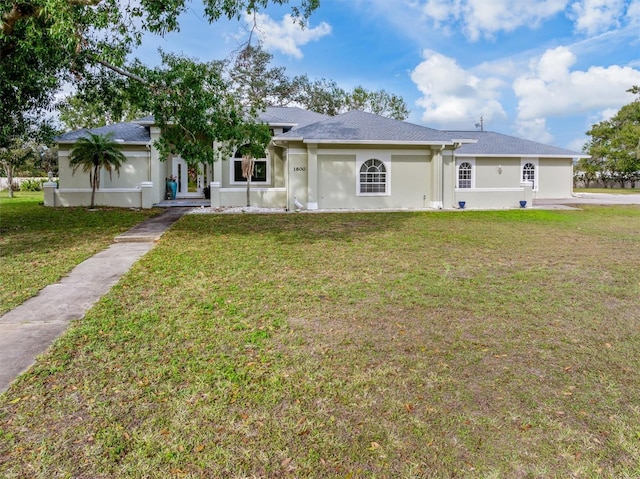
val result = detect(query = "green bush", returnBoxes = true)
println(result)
[19,178,45,191]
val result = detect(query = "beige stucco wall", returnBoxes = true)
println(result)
[473,157,522,189]
[454,187,532,209]
[288,148,309,210]
[315,148,432,210]
[538,158,573,198]
[51,143,158,208]
[57,145,151,189]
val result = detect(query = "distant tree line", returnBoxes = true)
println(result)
[575,86,640,189]
[59,44,410,132]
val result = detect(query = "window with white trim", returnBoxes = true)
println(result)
[231,146,269,184]
[359,158,387,194]
[456,158,475,189]
[458,162,472,188]
[522,161,536,190]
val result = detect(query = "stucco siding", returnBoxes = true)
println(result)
[390,155,430,209]
[288,151,309,208]
[58,147,150,190]
[317,154,356,209]
[538,158,573,198]
[474,158,521,189]
[317,152,430,210]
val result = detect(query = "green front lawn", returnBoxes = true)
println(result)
[1,205,640,477]
[574,187,640,194]
[0,191,160,315]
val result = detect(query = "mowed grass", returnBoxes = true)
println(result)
[1,205,640,478]
[574,187,640,195]
[0,191,160,315]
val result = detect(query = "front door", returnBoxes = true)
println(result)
[172,157,206,198]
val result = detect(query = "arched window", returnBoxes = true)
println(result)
[359,159,387,194]
[522,162,535,187]
[458,162,472,188]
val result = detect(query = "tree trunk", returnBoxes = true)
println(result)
[6,164,14,198]
[246,176,251,207]
[90,164,99,208]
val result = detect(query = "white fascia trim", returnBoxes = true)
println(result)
[455,187,525,192]
[273,136,304,142]
[57,141,151,146]
[456,153,584,158]
[303,140,454,146]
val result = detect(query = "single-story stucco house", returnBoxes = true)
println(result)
[46,107,585,210]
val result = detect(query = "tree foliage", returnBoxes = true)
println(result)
[59,42,409,173]
[59,70,147,130]
[227,44,410,119]
[1,0,319,155]
[0,140,36,197]
[580,86,640,188]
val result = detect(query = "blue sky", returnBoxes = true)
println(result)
[136,0,640,152]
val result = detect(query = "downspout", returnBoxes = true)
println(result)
[146,144,151,181]
[451,142,462,209]
[440,144,445,209]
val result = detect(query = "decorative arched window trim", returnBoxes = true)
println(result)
[357,158,390,196]
[230,145,270,185]
[456,158,475,189]
[520,158,539,192]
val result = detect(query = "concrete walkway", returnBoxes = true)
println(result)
[0,208,190,393]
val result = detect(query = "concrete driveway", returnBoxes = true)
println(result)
[534,192,640,208]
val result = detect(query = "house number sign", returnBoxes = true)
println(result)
[293,166,307,172]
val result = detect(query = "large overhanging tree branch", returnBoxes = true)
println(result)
[120,51,272,167]
[1,0,319,150]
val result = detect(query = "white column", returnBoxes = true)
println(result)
[430,146,444,209]
[43,182,57,207]
[140,181,154,209]
[307,144,319,210]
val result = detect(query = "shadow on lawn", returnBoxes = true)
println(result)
[173,211,429,244]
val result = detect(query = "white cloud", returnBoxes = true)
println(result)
[629,0,640,24]
[515,118,555,144]
[373,0,636,41]
[514,46,640,119]
[245,13,331,59]
[568,136,588,152]
[513,46,640,140]
[410,50,507,129]
[569,0,626,35]
[417,0,567,40]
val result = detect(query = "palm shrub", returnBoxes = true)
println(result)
[20,178,45,191]
[69,132,127,208]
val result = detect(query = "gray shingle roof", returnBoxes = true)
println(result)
[260,106,329,129]
[449,130,583,157]
[55,108,585,158]
[275,110,458,143]
[57,123,151,143]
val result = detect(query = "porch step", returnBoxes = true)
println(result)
[155,199,211,207]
